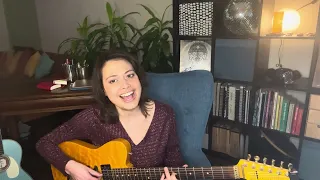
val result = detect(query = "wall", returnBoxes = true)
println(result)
[0,0,10,51]
[2,0,42,49]
[35,0,172,53]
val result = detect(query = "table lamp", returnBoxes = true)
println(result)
[272,8,301,34]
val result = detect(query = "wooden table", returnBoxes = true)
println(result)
[0,82,95,140]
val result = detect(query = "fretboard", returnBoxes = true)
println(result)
[101,166,237,180]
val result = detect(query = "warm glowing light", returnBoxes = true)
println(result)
[272,8,301,33]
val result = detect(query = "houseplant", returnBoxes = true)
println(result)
[57,16,105,69]
[134,4,175,73]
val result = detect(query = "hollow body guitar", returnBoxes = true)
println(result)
[51,138,296,180]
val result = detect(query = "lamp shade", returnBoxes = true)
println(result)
[272,8,301,33]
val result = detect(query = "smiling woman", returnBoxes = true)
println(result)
[35,50,186,180]
[92,50,151,124]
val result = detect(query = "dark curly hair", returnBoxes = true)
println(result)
[92,50,152,124]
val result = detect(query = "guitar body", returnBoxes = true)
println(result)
[0,139,33,180]
[51,138,133,180]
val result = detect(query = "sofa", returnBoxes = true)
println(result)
[0,46,66,84]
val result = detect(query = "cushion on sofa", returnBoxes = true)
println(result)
[34,53,54,79]
[24,51,41,77]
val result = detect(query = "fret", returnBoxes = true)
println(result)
[136,168,139,179]
[143,168,147,179]
[192,167,196,179]
[177,167,181,180]
[211,167,214,179]
[184,167,188,180]
[148,168,151,179]
[159,167,162,178]
[221,166,224,179]
[153,167,156,179]
[201,167,205,179]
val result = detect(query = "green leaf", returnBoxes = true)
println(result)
[138,4,156,19]
[161,4,172,22]
[121,12,140,19]
[144,18,159,28]
[57,37,81,53]
[83,16,88,28]
[106,2,113,24]
[161,39,170,57]
[162,20,173,27]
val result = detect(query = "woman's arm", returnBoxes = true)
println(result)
[36,107,95,175]
[163,108,184,167]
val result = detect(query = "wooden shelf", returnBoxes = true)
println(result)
[304,136,320,143]
[255,77,310,92]
[309,87,320,95]
[260,35,316,40]
[215,78,253,85]
[178,35,212,41]
[260,127,300,139]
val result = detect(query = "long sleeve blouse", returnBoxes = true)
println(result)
[36,100,184,175]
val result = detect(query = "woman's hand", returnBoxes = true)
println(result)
[160,164,188,180]
[65,160,102,180]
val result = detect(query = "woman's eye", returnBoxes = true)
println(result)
[109,79,117,84]
[127,73,135,78]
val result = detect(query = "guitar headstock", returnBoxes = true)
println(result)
[236,154,296,180]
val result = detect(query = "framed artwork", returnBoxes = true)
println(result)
[179,40,212,72]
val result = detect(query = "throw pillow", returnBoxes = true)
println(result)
[24,51,41,77]
[34,53,54,79]
[6,51,22,75]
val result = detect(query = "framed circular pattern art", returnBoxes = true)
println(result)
[179,2,215,36]
[179,40,212,72]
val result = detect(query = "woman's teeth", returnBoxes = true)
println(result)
[120,91,134,97]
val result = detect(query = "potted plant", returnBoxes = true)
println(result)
[57,16,106,78]
[134,4,175,73]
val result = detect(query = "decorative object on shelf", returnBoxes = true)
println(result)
[223,0,260,36]
[265,67,302,85]
[265,39,302,85]
[179,40,211,72]
[179,2,214,36]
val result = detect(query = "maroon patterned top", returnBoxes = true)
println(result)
[36,101,184,175]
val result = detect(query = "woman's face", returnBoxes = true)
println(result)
[101,59,142,112]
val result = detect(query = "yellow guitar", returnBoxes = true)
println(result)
[51,138,298,180]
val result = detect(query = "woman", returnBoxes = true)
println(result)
[36,50,185,180]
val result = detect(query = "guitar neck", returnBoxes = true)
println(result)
[101,166,238,180]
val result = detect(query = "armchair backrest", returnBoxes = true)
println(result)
[146,70,213,167]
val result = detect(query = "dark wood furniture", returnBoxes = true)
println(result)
[173,0,320,175]
[0,82,95,140]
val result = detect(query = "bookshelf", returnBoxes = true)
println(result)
[173,0,320,171]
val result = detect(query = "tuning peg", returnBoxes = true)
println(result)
[271,159,275,166]
[263,157,267,165]
[254,156,260,163]
[288,163,293,172]
[247,154,251,161]
[280,161,284,168]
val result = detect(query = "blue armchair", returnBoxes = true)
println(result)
[146,70,213,167]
